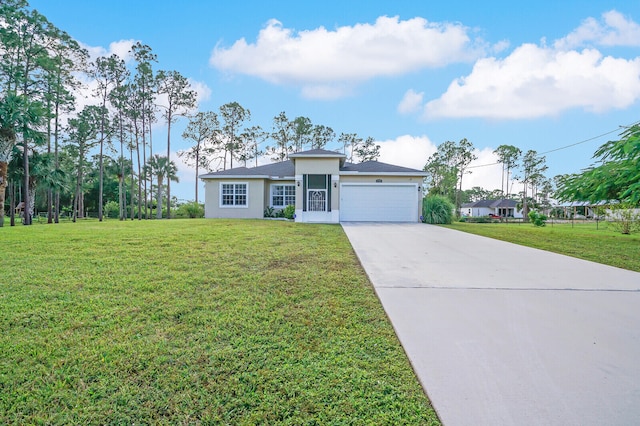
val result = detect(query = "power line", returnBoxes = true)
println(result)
[467,121,639,169]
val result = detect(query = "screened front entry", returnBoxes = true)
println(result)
[303,174,331,212]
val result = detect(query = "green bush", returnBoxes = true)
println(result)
[264,206,275,218]
[176,202,204,218]
[103,201,119,219]
[282,204,295,220]
[465,216,497,223]
[607,204,640,234]
[528,210,548,227]
[422,195,454,224]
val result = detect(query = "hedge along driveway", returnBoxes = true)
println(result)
[0,219,439,425]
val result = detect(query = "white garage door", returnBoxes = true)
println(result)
[340,184,419,222]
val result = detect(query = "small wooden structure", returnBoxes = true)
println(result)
[14,201,25,216]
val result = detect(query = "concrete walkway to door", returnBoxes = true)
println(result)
[342,223,640,426]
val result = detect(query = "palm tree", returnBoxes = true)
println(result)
[144,154,178,219]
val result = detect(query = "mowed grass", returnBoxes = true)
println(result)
[444,221,640,272]
[0,219,439,425]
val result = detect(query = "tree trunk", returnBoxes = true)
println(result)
[156,175,163,219]
[148,125,153,218]
[55,192,60,223]
[195,147,199,204]
[28,177,36,221]
[522,181,529,222]
[142,111,148,220]
[0,161,7,227]
[501,163,505,198]
[53,76,61,224]
[135,133,142,221]
[98,137,104,221]
[23,133,31,225]
[47,189,53,223]
[118,118,125,221]
[72,189,78,222]
[130,146,135,220]
[166,116,172,219]
[9,180,16,226]
[54,103,60,224]
[47,106,52,224]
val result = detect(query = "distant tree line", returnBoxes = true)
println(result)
[0,0,380,226]
[423,139,553,220]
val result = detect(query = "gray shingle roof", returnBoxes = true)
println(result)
[200,161,294,178]
[462,199,518,208]
[288,148,346,158]
[200,154,426,179]
[340,160,425,173]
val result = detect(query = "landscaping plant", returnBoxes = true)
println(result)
[528,210,548,227]
[282,204,295,220]
[422,195,455,224]
[607,203,640,234]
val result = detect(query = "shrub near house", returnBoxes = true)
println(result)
[422,195,454,224]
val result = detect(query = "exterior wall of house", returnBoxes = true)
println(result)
[460,206,524,218]
[340,175,423,184]
[461,207,492,217]
[294,158,341,175]
[294,158,342,223]
[265,180,295,209]
[203,178,265,219]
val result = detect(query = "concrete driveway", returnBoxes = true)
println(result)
[341,223,640,426]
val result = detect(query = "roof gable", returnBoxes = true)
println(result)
[288,148,346,159]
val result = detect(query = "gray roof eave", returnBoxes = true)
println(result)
[200,175,294,180]
[339,171,428,176]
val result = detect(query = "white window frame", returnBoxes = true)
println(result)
[270,183,296,208]
[219,182,249,208]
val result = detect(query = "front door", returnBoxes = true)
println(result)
[308,189,327,212]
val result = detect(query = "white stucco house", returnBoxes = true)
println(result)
[200,149,428,223]
[460,199,523,218]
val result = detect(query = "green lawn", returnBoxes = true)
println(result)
[444,221,640,272]
[0,219,438,425]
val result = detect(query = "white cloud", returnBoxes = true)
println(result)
[376,138,511,192]
[376,134,437,170]
[300,84,353,100]
[210,16,485,99]
[188,79,213,105]
[491,39,510,54]
[412,11,640,120]
[424,44,640,119]
[153,79,209,129]
[80,39,137,64]
[462,148,504,191]
[62,39,139,126]
[397,89,424,114]
[555,10,640,50]
[170,150,195,183]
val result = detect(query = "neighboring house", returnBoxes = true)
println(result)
[555,201,606,218]
[460,199,523,218]
[200,148,427,223]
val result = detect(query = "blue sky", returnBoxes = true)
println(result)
[30,0,640,201]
